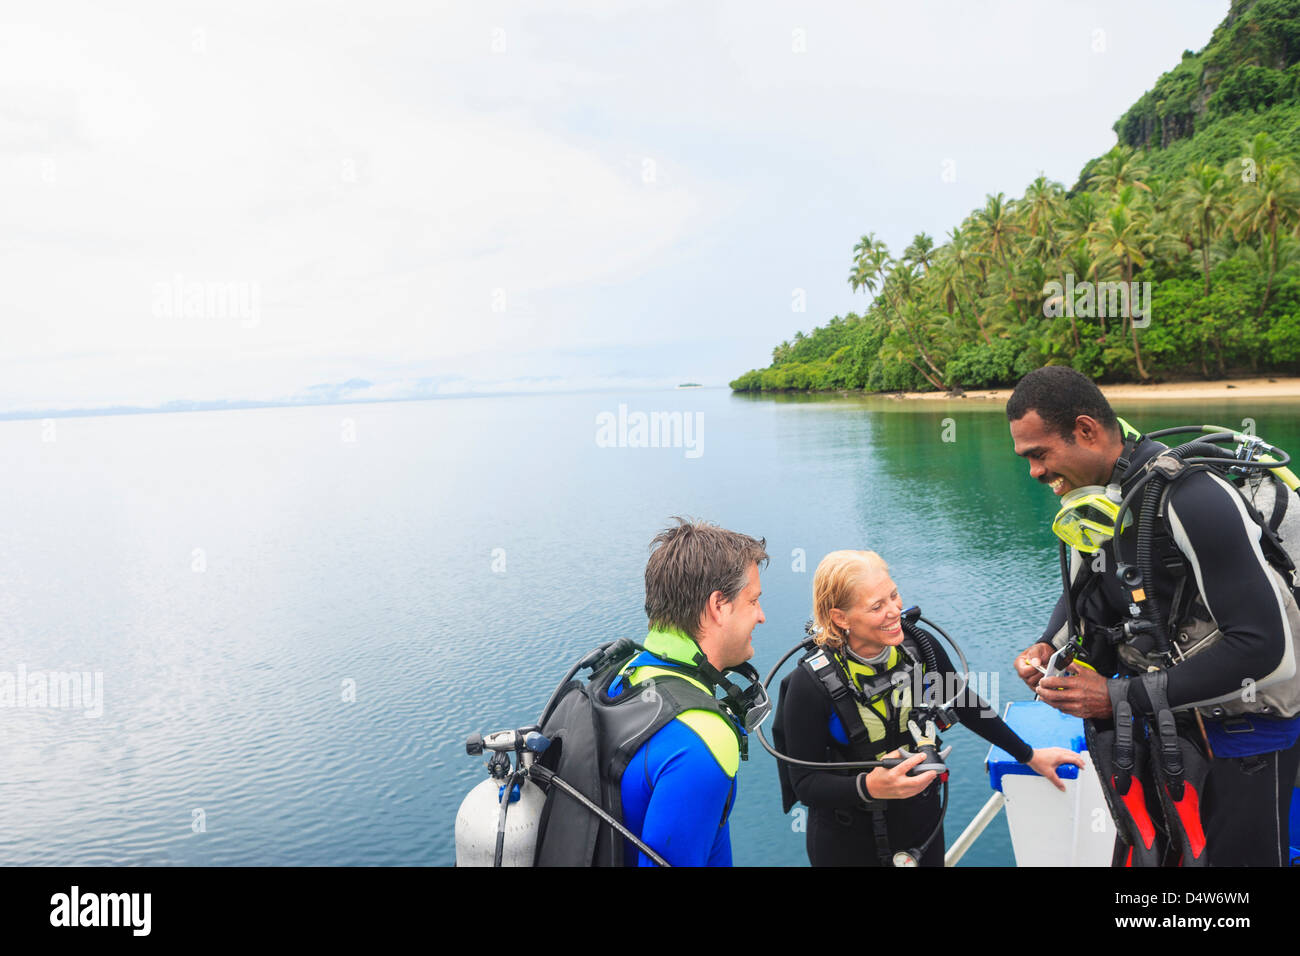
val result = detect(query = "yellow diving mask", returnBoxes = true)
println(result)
[1051,483,1125,553]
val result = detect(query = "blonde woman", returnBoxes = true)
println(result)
[775,550,1082,866]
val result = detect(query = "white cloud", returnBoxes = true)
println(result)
[0,0,1229,411]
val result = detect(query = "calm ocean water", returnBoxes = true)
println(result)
[1,388,1296,866]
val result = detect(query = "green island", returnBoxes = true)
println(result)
[731,0,1300,394]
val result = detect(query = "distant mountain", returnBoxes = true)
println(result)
[297,379,376,403]
[0,377,449,421]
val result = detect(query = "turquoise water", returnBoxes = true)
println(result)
[0,389,1295,865]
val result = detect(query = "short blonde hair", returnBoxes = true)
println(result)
[811,550,890,649]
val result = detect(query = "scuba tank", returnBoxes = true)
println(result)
[455,778,547,866]
[453,718,673,868]
[454,729,548,867]
[455,637,767,867]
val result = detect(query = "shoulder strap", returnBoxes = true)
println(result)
[800,647,872,747]
[1265,473,1289,534]
[623,664,745,760]
[800,645,919,759]
[1229,474,1295,572]
[1252,481,1297,574]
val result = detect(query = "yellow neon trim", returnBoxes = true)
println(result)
[1259,454,1300,492]
[626,665,739,776]
[676,710,740,777]
[642,627,704,665]
[842,650,911,739]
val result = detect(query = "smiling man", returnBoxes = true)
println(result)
[609,517,769,866]
[1006,365,1300,867]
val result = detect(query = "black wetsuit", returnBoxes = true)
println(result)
[780,638,1032,867]
[1042,436,1300,866]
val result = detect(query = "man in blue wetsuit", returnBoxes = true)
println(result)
[609,518,769,866]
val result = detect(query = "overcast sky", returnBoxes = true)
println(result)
[1,0,1229,412]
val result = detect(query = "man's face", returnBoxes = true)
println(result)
[716,563,765,669]
[1009,410,1110,497]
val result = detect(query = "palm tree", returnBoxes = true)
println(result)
[902,233,935,273]
[1088,203,1155,379]
[932,227,990,344]
[1024,176,1065,233]
[1022,175,1066,261]
[880,327,944,391]
[1061,191,1101,249]
[1232,157,1300,314]
[987,254,1046,328]
[1236,132,1280,187]
[848,233,891,299]
[970,193,1021,267]
[1051,239,1100,351]
[880,264,946,383]
[1087,145,1152,197]
[880,302,946,389]
[1170,163,1233,296]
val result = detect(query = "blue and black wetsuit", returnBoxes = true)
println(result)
[607,629,743,867]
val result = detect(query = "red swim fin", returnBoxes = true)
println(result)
[1151,709,1209,866]
[1086,702,1165,867]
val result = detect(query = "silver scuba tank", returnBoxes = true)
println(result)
[454,776,546,867]
[454,728,546,867]
[1243,471,1300,581]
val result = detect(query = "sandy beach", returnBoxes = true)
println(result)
[886,376,1300,402]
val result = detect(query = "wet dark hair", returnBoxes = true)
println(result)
[1006,366,1118,441]
[644,517,769,639]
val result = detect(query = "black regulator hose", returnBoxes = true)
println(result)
[1113,438,1236,575]
[901,618,940,674]
[901,609,970,689]
[1115,438,1241,652]
[895,775,949,867]
[1135,476,1166,635]
[752,639,894,771]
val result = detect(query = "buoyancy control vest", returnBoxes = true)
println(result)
[813,640,925,760]
[773,633,930,811]
[531,629,744,867]
[1051,440,1300,720]
[1118,468,1300,719]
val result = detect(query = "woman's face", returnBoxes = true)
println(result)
[834,569,904,657]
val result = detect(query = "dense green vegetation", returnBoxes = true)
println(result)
[733,0,1300,393]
